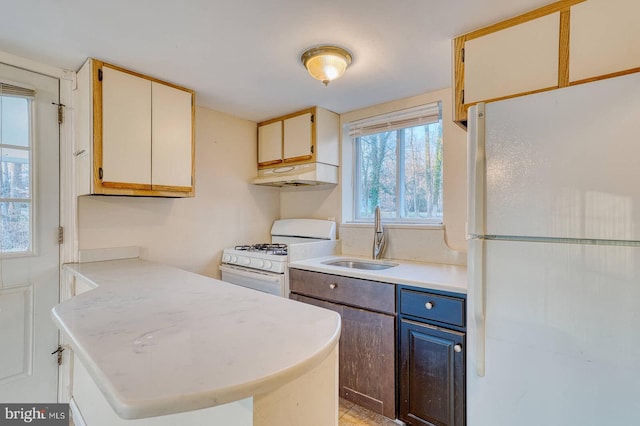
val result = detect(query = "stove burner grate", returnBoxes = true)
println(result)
[234,243,288,256]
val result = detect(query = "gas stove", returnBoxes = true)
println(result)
[220,219,337,297]
[221,244,288,274]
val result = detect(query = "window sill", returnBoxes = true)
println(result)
[341,222,444,231]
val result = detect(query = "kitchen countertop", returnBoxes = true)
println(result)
[54,259,341,419]
[288,255,467,294]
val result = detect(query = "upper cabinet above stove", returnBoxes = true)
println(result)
[453,0,640,126]
[74,58,195,197]
[257,107,339,169]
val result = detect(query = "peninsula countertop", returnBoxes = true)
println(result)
[54,259,341,419]
[288,255,467,294]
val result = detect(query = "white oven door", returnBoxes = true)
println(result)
[219,264,285,297]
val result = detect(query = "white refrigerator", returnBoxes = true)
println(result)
[467,72,640,426]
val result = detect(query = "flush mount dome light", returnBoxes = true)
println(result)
[301,45,352,86]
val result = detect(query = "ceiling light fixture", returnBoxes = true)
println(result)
[301,45,353,86]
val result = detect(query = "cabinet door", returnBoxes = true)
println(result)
[291,293,396,419]
[399,319,465,426]
[314,107,339,166]
[101,66,152,187]
[569,0,640,82]
[464,12,560,104]
[258,121,282,166]
[283,112,313,162]
[151,82,193,190]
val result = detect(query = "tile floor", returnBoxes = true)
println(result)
[338,398,398,425]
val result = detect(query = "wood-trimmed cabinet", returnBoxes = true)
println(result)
[257,107,339,169]
[398,286,466,426]
[289,268,396,419]
[568,0,640,82]
[453,0,640,125]
[75,58,195,197]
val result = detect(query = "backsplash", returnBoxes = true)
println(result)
[339,224,466,266]
[288,240,340,262]
[77,246,140,263]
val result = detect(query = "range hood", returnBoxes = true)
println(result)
[251,163,338,187]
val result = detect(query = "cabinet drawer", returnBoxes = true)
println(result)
[400,289,465,327]
[289,268,395,314]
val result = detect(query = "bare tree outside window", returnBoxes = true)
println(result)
[355,120,443,222]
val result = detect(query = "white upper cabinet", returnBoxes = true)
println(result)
[283,112,313,162]
[464,12,560,105]
[258,121,282,166]
[101,67,152,186]
[75,59,195,197]
[569,0,640,82]
[314,107,339,166]
[453,0,640,125]
[151,81,193,189]
[257,107,338,169]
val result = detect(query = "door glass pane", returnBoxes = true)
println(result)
[1,148,30,198]
[0,94,32,255]
[0,201,30,252]
[0,97,29,147]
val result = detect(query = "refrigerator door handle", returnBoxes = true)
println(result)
[470,237,486,377]
[467,103,486,238]
[467,104,487,376]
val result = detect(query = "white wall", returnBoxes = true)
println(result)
[79,90,468,270]
[280,87,468,261]
[77,107,280,278]
[280,186,339,222]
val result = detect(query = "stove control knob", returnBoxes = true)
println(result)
[222,254,231,262]
[240,256,250,266]
[264,261,272,269]
[255,260,265,269]
[230,255,238,263]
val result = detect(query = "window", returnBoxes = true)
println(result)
[350,102,443,223]
[0,83,35,254]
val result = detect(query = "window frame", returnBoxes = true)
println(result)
[351,105,443,225]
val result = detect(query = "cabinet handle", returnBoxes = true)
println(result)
[425,301,434,310]
[329,283,337,289]
[454,344,463,353]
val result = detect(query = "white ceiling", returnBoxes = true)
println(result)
[2,0,554,122]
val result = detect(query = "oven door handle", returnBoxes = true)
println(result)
[219,264,283,283]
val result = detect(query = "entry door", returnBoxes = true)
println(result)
[0,63,60,402]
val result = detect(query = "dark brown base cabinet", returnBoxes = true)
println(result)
[399,319,465,426]
[289,268,396,419]
[398,287,466,426]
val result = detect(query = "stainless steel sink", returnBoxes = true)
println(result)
[322,259,398,270]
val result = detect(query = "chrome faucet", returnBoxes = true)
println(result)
[372,206,386,260]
